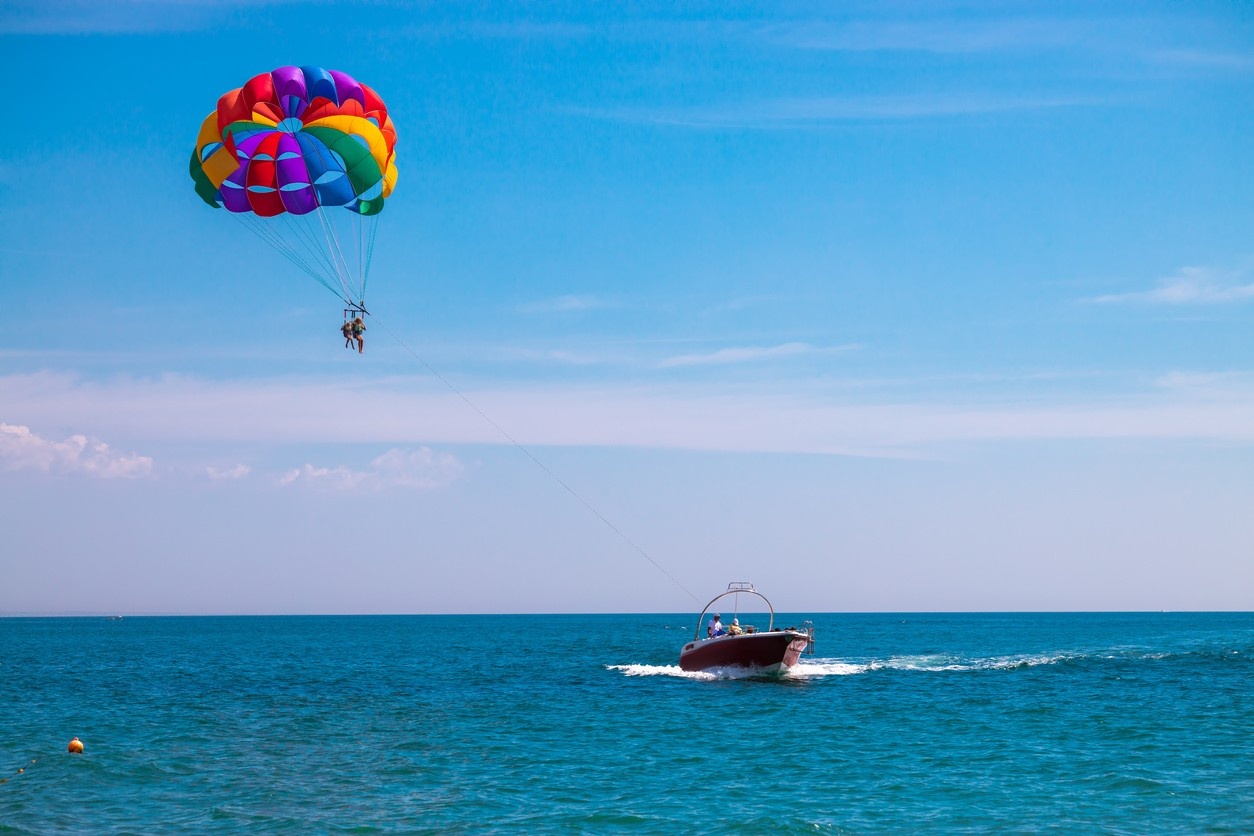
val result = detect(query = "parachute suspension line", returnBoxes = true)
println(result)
[362,214,379,302]
[292,211,357,306]
[313,204,357,306]
[287,215,341,294]
[233,215,323,288]
[311,206,348,302]
[245,216,344,303]
[288,212,342,283]
[228,212,346,302]
[221,206,373,312]
[367,314,701,606]
[354,211,364,305]
[322,206,364,307]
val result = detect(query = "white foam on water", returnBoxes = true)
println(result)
[863,652,1079,672]
[789,659,869,677]
[609,650,1113,680]
[606,663,758,680]
[788,652,1080,676]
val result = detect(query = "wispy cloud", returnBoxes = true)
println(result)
[279,447,463,491]
[0,0,288,34]
[581,92,1101,129]
[1150,49,1254,73]
[659,342,827,368]
[516,295,612,314]
[0,422,152,478]
[7,371,1254,459]
[505,348,622,367]
[1154,371,1254,395]
[760,18,1100,54]
[1089,266,1254,305]
[761,17,1254,77]
[398,20,595,42]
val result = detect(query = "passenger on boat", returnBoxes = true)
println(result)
[727,618,744,636]
[707,614,726,638]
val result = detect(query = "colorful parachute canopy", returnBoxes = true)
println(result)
[191,66,397,218]
[190,66,398,306]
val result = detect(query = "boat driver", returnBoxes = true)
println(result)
[707,613,726,638]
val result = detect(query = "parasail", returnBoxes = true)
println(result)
[189,65,398,311]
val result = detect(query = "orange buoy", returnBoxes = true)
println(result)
[67,738,84,754]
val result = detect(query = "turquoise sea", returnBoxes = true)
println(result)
[1,613,1251,833]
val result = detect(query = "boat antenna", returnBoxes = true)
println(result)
[368,314,701,605]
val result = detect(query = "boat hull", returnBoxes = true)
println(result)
[679,630,811,673]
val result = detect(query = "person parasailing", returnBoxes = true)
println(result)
[189,65,398,347]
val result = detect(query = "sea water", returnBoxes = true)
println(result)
[1,613,1250,833]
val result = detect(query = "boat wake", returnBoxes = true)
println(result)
[608,663,758,680]
[606,661,861,680]
[609,652,1081,680]
[609,645,1234,681]
[792,651,1093,675]
[844,652,1080,673]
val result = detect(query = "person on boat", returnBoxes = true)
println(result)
[707,614,726,638]
[727,618,744,636]
[351,316,366,354]
[341,320,354,349]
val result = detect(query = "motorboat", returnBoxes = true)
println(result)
[679,582,814,673]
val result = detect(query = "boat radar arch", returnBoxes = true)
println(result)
[693,582,776,640]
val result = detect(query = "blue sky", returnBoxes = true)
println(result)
[2,1,1252,614]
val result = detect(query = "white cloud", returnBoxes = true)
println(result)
[6,370,1254,460]
[516,295,610,314]
[206,464,251,481]
[1151,49,1254,73]
[763,18,1097,54]
[539,350,612,366]
[1090,266,1254,305]
[659,342,816,368]
[280,447,463,491]
[278,463,365,490]
[0,0,293,34]
[579,92,1100,129]
[402,20,594,41]
[0,423,153,478]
